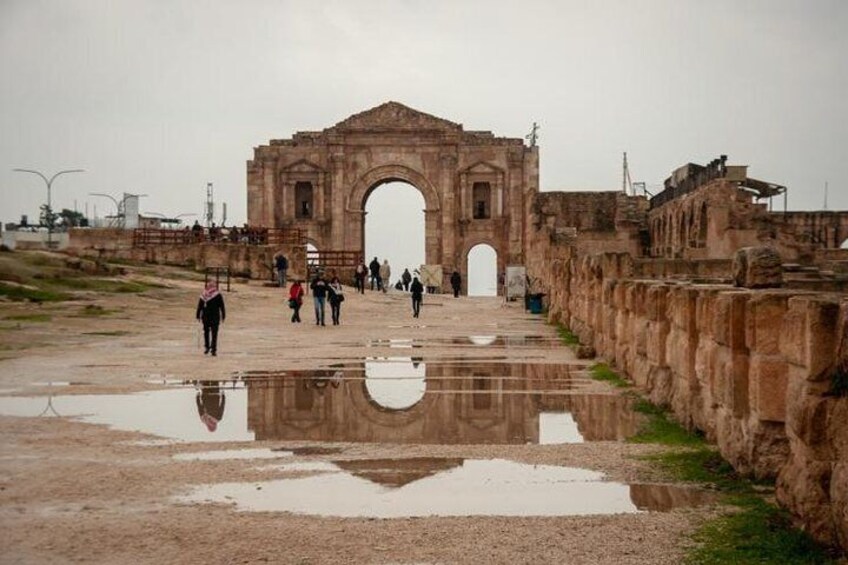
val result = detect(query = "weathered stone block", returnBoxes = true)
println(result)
[750,354,788,422]
[746,293,790,356]
[733,246,783,288]
[781,297,841,380]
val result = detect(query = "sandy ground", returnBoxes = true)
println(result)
[0,267,716,564]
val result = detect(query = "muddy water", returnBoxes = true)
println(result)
[0,359,643,444]
[178,458,716,517]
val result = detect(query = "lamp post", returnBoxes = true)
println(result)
[13,168,84,247]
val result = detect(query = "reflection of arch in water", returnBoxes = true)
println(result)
[363,358,426,410]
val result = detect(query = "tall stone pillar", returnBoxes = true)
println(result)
[439,153,457,269]
[424,209,441,267]
[329,152,345,249]
[263,166,276,227]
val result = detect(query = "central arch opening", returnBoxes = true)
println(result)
[467,244,498,296]
[364,182,425,289]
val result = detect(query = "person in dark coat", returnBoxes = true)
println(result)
[327,276,344,325]
[311,274,328,326]
[354,262,367,294]
[410,276,424,318]
[196,381,226,432]
[401,268,412,291]
[275,254,289,287]
[196,281,226,356]
[369,257,381,291]
[450,270,462,298]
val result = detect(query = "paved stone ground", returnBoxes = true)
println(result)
[0,266,716,564]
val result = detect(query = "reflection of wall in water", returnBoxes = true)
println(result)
[246,364,578,444]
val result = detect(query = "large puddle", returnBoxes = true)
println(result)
[357,335,566,350]
[178,458,715,518]
[0,360,643,444]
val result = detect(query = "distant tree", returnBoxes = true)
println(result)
[39,204,57,229]
[57,208,88,227]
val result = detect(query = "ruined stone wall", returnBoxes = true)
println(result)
[67,228,306,280]
[646,180,848,263]
[531,244,848,549]
[531,191,646,257]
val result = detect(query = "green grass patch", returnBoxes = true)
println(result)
[82,330,131,337]
[556,324,580,346]
[629,399,705,446]
[630,403,838,563]
[4,313,52,322]
[46,278,152,293]
[0,282,71,302]
[589,362,630,388]
[687,494,838,564]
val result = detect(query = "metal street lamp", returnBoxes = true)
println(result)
[13,168,84,247]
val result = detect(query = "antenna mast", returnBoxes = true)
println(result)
[205,182,214,227]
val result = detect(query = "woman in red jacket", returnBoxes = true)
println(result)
[288,280,304,323]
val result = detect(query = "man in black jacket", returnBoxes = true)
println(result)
[196,282,226,356]
[450,270,462,298]
[369,257,381,291]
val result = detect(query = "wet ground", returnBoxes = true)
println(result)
[0,268,720,564]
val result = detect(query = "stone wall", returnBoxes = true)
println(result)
[646,180,848,262]
[67,228,306,281]
[532,246,848,549]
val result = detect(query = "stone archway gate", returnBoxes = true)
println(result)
[247,101,539,290]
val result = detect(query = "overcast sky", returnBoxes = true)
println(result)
[2,0,846,239]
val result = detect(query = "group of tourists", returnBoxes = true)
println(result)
[195,253,466,356]
[286,274,345,326]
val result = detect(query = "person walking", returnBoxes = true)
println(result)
[311,273,328,326]
[450,270,462,298]
[288,280,304,323]
[355,262,367,294]
[401,268,412,292]
[380,259,391,293]
[275,254,289,287]
[410,276,424,318]
[369,257,381,291]
[196,381,225,432]
[328,276,345,325]
[196,281,226,356]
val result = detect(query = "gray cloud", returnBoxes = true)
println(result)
[2,0,845,236]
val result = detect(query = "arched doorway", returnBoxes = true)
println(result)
[467,244,498,296]
[364,181,425,290]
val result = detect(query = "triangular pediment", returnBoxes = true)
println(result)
[461,161,505,174]
[330,101,462,133]
[281,158,324,173]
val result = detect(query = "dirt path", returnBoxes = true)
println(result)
[0,269,714,564]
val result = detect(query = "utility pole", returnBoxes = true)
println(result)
[622,152,633,195]
[525,122,539,147]
[206,182,214,227]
